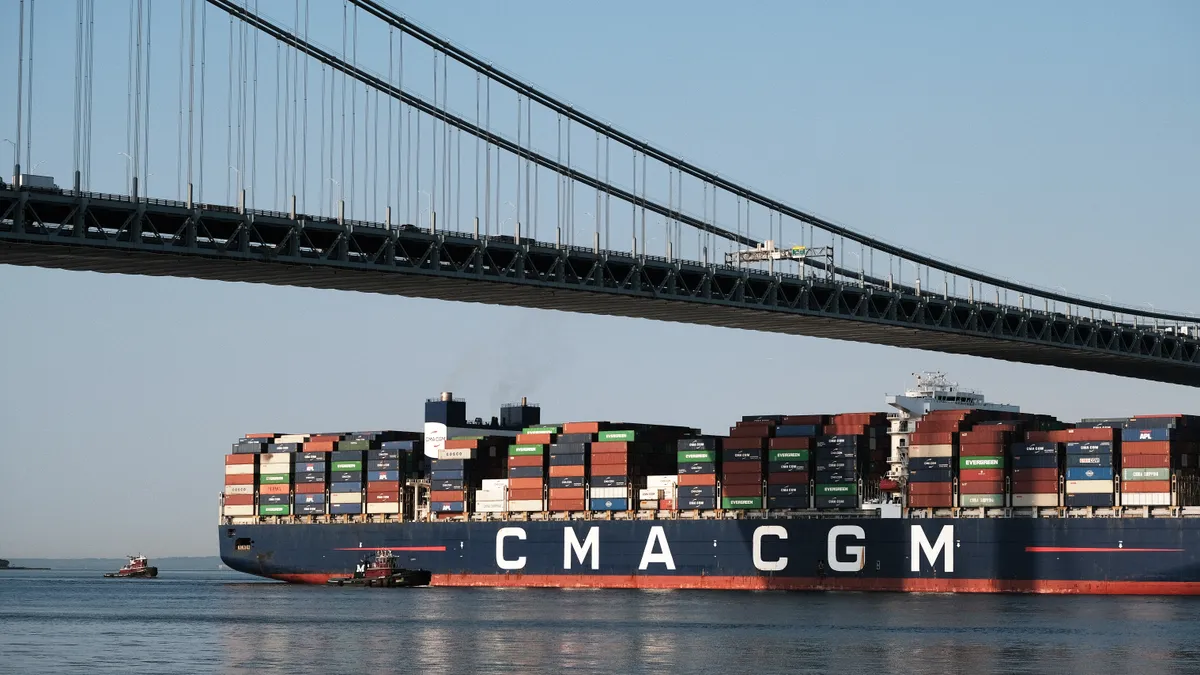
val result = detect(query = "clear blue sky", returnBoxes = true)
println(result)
[0,0,1197,557]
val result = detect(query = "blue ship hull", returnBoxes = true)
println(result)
[218,516,1200,593]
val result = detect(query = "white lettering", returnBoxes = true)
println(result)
[496,527,527,570]
[910,525,954,573]
[827,525,866,572]
[564,527,600,570]
[638,526,676,570]
[753,526,788,571]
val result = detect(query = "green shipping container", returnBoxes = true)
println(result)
[522,426,560,435]
[258,473,291,484]
[959,494,1005,507]
[816,484,857,496]
[509,444,545,456]
[337,440,370,451]
[1123,467,1170,481]
[598,430,636,442]
[259,504,291,516]
[769,449,810,462]
[960,456,1004,470]
[331,461,362,472]
[678,450,716,462]
[722,497,763,509]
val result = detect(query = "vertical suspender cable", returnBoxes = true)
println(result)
[26,0,35,172]
[251,0,260,208]
[177,1,185,197]
[386,28,393,217]
[474,73,479,223]
[350,4,357,220]
[187,0,196,195]
[198,0,207,201]
[15,0,26,180]
[484,77,490,234]
[74,0,83,184]
[144,0,152,197]
[432,52,438,226]
[604,137,610,249]
[302,0,310,214]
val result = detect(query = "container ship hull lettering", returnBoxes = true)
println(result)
[219,518,1200,594]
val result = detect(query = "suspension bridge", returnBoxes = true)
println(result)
[1,0,1198,386]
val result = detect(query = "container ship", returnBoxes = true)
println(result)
[218,373,1200,594]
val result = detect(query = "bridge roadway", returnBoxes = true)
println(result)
[2,187,1198,387]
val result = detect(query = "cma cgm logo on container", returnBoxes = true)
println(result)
[751,525,956,574]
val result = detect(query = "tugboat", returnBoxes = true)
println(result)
[326,550,431,588]
[103,555,159,578]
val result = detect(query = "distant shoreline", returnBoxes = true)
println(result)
[0,567,51,571]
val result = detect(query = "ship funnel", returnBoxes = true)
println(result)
[440,391,453,402]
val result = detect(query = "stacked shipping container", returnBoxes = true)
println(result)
[1010,441,1060,508]
[677,437,719,510]
[723,419,770,509]
[957,424,1011,508]
[768,418,819,510]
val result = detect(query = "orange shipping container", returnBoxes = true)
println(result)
[562,422,604,434]
[548,499,587,511]
[1122,481,1171,493]
[444,439,479,450]
[368,481,401,494]
[245,433,276,439]
[910,432,956,445]
[308,434,341,443]
[223,494,254,506]
[959,469,1004,482]
[516,433,553,445]
[508,477,543,490]
[295,483,325,494]
[908,494,954,508]
[548,488,585,500]
[1123,441,1171,456]
[1122,454,1171,468]
[369,491,403,503]
[590,466,628,478]
[549,465,586,478]
[508,455,544,467]
[591,456,628,468]
[225,454,256,465]
[591,441,630,452]
[907,482,953,495]
[959,481,1005,494]
[508,488,543,501]
[260,484,290,495]
[225,474,254,485]
[305,441,335,452]
[659,499,675,510]
[678,473,717,486]
[429,490,465,502]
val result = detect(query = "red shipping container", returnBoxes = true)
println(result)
[548,499,586,511]
[508,455,544,467]
[769,437,811,450]
[659,499,675,510]
[907,482,953,495]
[295,483,325,494]
[223,494,254,506]
[959,481,1005,494]
[260,484,290,495]
[507,488,543,501]
[1122,481,1171,493]
[508,477,544,490]
[767,472,809,485]
[960,429,1011,443]
[1121,454,1171,468]
[370,491,403,503]
[959,469,1004,482]
[308,434,340,443]
[225,474,255,485]
[724,436,766,450]
[1123,441,1171,456]
[591,441,630,452]
[225,454,256,465]
[910,432,956,445]
[368,481,401,493]
[908,494,954,508]
[730,425,773,438]
[245,433,276,439]
[516,433,553,445]
[723,461,764,474]
[549,465,586,477]
[591,452,628,464]
[562,422,603,434]
[548,487,585,500]
[1011,467,1059,481]
[590,466,628,478]
[959,444,1006,457]
[723,484,764,497]
[722,473,762,486]
[305,441,335,452]
[444,439,479,450]
[678,473,717,486]
[1011,480,1059,493]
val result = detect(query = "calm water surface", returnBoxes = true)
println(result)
[2,569,1200,674]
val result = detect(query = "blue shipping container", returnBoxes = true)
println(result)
[590,498,629,511]
[330,502,363,515]
[776,425,821,438]
[294,493,326,504]
[430,469,465,480]
[679,497,717,509]
[767,496,811,509]
[1012,454,1058,469]
[593,476,628,488]
[380,440,416,451]
[268,443,302,453]
[815,436,866,449]
[552,477,585,489]
[1066,467,1114,481]
[1010,442,1058,455]
[330,450,365,461]
[294,503,327,515]
[908,469,954,483]
[368,471,399,482]
[908,457,953,470]
[1066,441,1114,455]
[332,471,363,483]
[431,501,466,513]
[509,466,544,479]
[369,449,402,461]
[368,459,398,471]
[1122,427,1171,442]
[430,459,465,471]
[260,493,290,505]
[723,449,764,462]
[1064,493,1115,508]
[1067,454,1113,468]
[678,485,717,498]
[767,484,809,498]
[330,481,363,493]
[296,462,326,474]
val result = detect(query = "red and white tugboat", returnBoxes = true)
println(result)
[103,555,158,578]
[326,550,431,588]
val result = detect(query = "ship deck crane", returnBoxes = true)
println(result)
[725,241,835,278]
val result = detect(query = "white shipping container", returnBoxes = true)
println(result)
[331,492,363,504]
[1067,480,1114,494]
[591,487,627,499]
[908,444,954,458]
[1011,493,1058,508]
[474,500,508,512]
[259,453,293,466]
[224,463,256,475]
[224,485,254,495]
[1121,492,1172,506]
[480,479,510,491]
[439,448,476,460]
[645,475,678,490]
[366,502,401,514]
[507,499,545,511]
[277,435,308,444]
[475,490,507,502]
[639,488,663,500]
[222,505,255,517]
[638,500,659,510]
